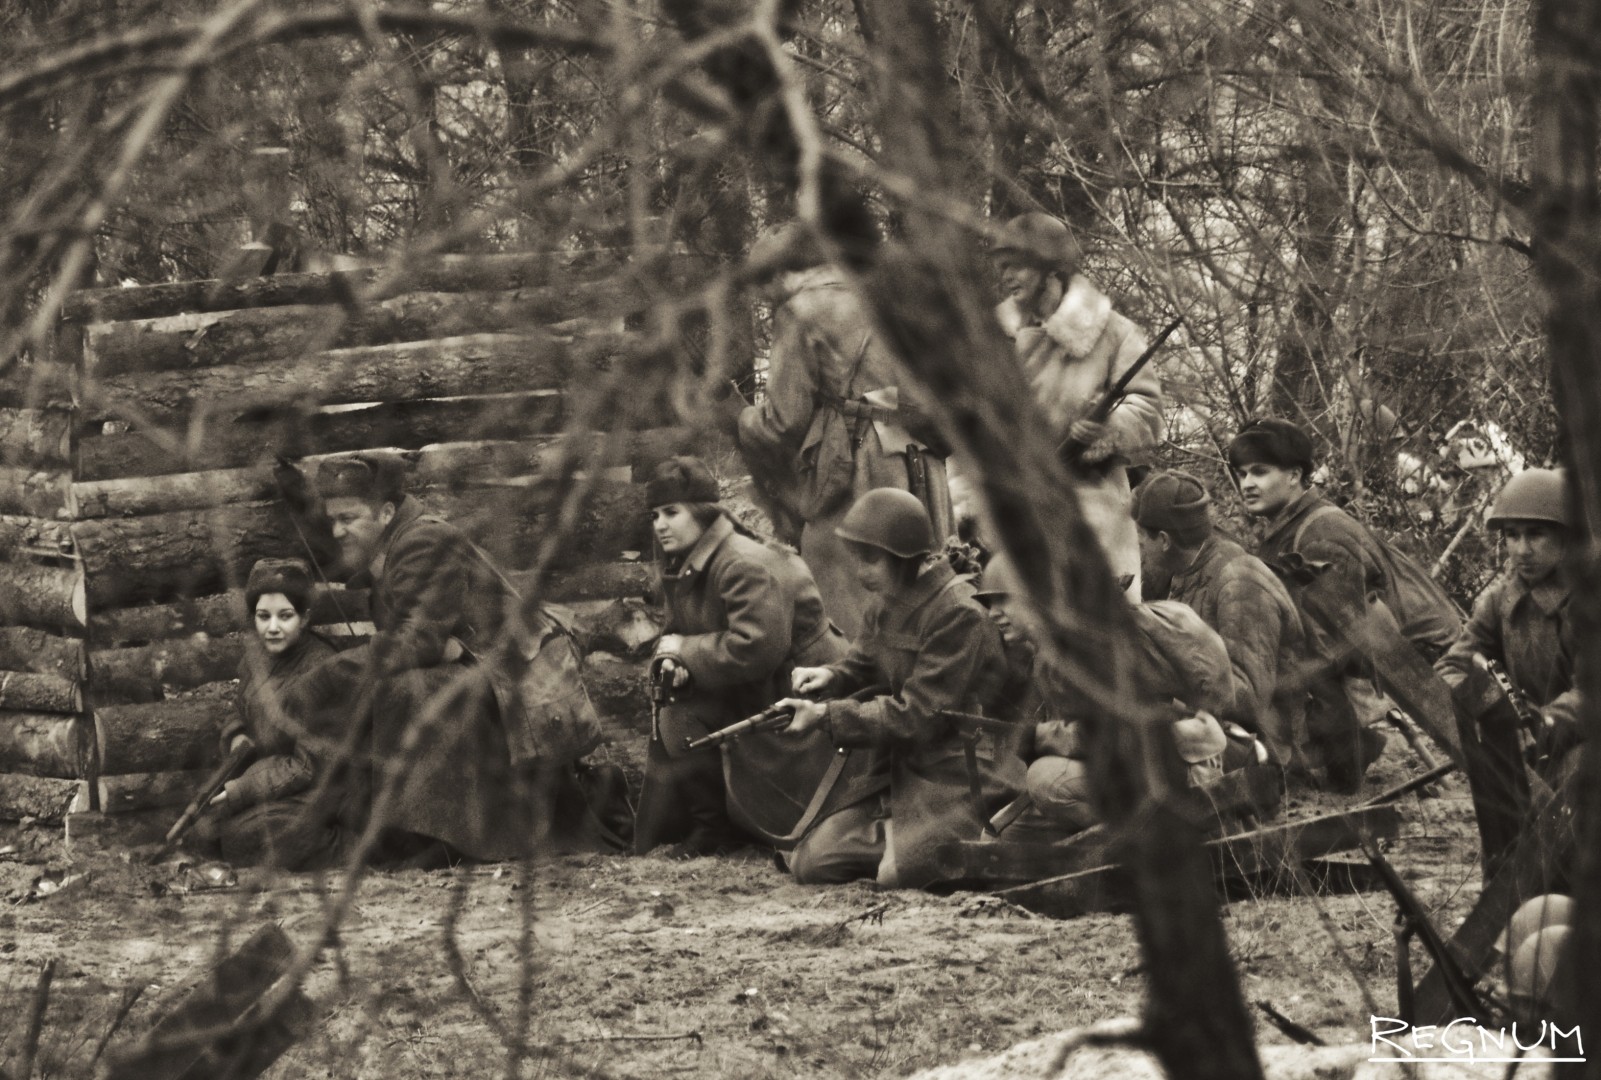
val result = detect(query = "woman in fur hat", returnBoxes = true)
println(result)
[639,456,850,857]
[191,558,350,868]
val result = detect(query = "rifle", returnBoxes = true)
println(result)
[1362,836,1491,1025]
[1482,658,1549,770]
[1057,317,1181,468]
[685,702,795,751]
[147,742,255,864]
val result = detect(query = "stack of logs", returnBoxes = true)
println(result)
[0,251,705,824]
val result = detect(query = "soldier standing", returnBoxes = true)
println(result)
[1436,469,1583,766]
[985,212,1164,594]
[738,227,953,640]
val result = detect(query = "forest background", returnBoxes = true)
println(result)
[2,2,1600,1079]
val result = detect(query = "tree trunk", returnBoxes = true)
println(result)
[83,281,656,377]
[851,0,1265,1074]
[77,392,566,481]
[0,407,71,469]
[60,250,648,324]
[0,561,87,631]
[94,683,235,775]
[0,671,81,713]
[0,774,81,822]
[87,331,625,428]
[0,711,88,777]
[0,626,84,679]
[98,768,211,814]
[1530,0,1601,1066]
[90,636,244,706]
[1269,140,1345,423]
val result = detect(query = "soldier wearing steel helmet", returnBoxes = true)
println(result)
[1436,468,1583,759]
[979,211,1165,594]
[771,488,1019,889]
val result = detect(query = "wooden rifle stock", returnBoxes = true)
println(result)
[1057,317,1180,465]
[148,742,254,863]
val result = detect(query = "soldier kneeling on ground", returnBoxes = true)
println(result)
[973,554,1272,842]
[636,456,850,858]
[770,489,1023,889]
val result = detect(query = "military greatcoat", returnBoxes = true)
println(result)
[797,560,1020,889]
[644,515,849,850]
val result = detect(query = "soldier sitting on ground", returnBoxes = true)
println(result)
[190,558,353,870]
[299,453,606,867]
[1132,470,1316,779]
[1435,468,1585,774]
[973,554,1267,841]
[1227,417,1463,792]
[771,488,1023,889]
[637,456,850,858]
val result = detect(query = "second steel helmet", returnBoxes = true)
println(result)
[1488,468,1572,530]
[992,212,1081,272]
[836,488,934,558]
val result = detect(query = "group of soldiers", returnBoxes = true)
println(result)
[190,211,1581,894]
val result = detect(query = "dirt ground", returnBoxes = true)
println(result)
[0,739,1487,1079]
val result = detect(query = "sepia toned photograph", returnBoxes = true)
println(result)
[0,1,1594,1077]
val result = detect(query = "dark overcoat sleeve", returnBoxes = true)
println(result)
[675,558,794,691]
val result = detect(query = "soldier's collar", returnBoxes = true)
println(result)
[1509,571,1571,615]
[677,514,735,576]
[1040,274,1112,355]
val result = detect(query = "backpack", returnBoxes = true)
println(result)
[1292,505,1463,651]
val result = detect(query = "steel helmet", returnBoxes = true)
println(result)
[836,488,934,558]
[991,212,1081,272]
[974,552,1023,601]
[1488,468,1572,530]
[1497,893,1574,956]
[1509,924,1571,1005]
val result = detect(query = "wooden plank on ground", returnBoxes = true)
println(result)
[102,922,296,1080]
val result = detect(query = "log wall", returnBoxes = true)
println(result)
[0,251,709,818]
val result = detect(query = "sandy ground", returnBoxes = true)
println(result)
[0,739,1488,1079]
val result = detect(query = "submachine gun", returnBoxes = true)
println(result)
[146,741,255,864]
[685,703,796,751]
[684,684,890,752]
